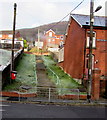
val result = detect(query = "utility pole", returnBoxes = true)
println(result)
[87,0,102,102]
[11,3,17,73]
[88,0,94,102]
[37,29,40,53]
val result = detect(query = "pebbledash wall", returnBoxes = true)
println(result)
[0,49,23,90]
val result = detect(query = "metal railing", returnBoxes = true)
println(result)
[1,87,87,103]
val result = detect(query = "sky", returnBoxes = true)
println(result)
[0,0,106,30]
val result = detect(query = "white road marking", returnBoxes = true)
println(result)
[0,109,5,111]
[0,104,10,107]
[0,104,10,112]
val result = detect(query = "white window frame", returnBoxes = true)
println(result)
[48,39,51,42]
[60,36,64,40]
[86,31,96,48]
[0,34,2,38]
[49,32,52,37]
[4,40,7,43]
[8,34,13,38]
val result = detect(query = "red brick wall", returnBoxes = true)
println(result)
[44,30,64,47]
[86,29,107,76]
[58,61,64,68]
[63,18,86,79]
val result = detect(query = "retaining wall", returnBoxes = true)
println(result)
[0,49,23,89]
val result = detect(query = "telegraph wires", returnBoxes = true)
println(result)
[48,0,85,31]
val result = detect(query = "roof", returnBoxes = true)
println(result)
[0,30,13,34]
[71,14,106,27]
[45,29,55,34]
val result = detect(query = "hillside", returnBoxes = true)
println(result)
[18,21,68,42]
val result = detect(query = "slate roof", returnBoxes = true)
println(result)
[71,14,106,27]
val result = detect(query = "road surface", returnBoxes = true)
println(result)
[1,102,106,119]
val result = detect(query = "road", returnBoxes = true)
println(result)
[1,102,106,119]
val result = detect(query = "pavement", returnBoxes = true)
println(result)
[1,95,107,107]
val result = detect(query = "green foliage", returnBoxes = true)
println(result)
[42,55,86,95]
[3,53,37,91]
[18,37,23,40]
[42,55,83,89]
[3,81,22,91]
[16,53,36,86]
[23,40,28,48]
[29,47,39,53]
[29,47,47,53]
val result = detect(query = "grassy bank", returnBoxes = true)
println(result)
[42,55,86,95]
[3,53,37,92]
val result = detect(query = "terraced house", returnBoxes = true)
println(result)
[43,29,64,52]
[59,14,107,99]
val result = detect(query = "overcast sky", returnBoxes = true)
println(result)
[0,0,106,30]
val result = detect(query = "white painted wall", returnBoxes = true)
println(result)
[0,39,24,47]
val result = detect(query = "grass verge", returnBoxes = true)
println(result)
[3,53,37,92]
[42,55,86,95]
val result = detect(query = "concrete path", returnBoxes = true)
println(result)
[36,55,55,88]
[36,55,57,99]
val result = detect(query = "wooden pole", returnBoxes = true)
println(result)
[11,3,17,72]
[88,0,94,103]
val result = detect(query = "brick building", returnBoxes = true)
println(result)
[59,14,107,99]
[43,29,64,52]
[0,31,24,49]
[0,31,13,40]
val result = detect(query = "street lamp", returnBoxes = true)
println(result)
[94,5,102,13]
[88,0,102,103]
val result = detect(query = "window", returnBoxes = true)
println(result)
[49,32,52,37]
[0,34,2,38]
[86,31,96,48]
[4,40,8,43]
[59,41,64,48]
[48,39,51,42]
[8,34,12,38]
[60,36,64,40]
[16,42,20,44]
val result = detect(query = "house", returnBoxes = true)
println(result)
[35,41,43,49]
[59,14,107,99]
[43,29,64,52]
[0,31,13,40]
[0,31,24,49]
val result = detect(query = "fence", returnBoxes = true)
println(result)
[1,87,87,103]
